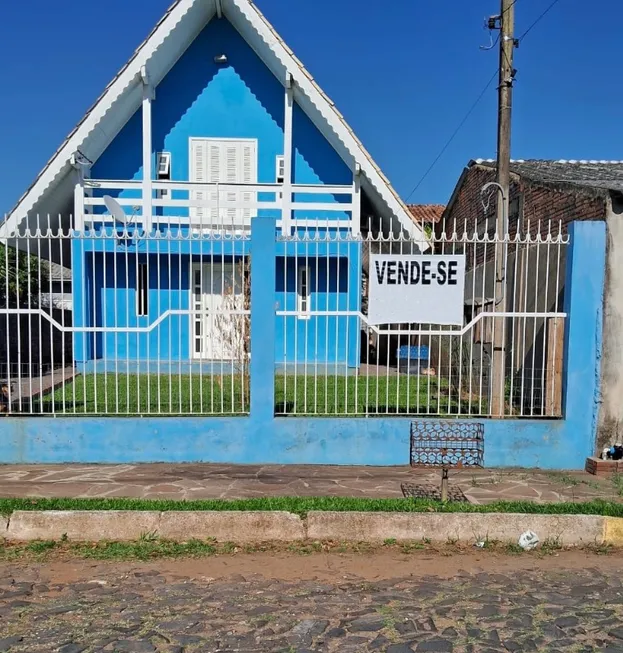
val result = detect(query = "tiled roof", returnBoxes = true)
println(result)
[47,261,72,281]
[473,159,623,195]
[407,204,445,224]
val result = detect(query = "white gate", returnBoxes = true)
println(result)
[275,219,569,418]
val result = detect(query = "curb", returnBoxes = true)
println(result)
[5,511,305,542]
[3,510,623,546]
[158,511,305,542]
[307,511,604,545]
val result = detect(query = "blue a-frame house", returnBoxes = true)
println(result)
[3,0,425,373]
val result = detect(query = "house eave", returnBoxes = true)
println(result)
[4,0,426,245]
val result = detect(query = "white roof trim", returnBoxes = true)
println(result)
[4,0,427,245]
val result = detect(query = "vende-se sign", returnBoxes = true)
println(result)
[367,254,466,326]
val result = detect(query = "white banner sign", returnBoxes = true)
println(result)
[368,254,466,326]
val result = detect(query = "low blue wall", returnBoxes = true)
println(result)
[0,220,606,469]
[0,415,572,468]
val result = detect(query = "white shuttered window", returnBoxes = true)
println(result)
[190,138,257,225]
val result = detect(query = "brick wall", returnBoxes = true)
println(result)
[438,164,607,238]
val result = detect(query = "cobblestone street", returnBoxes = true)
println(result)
[1,551,623,652]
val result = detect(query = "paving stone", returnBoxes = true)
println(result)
[396,620,418,635]
[555,616,580,629]
[0,558,622,653]
[348,616,385,632]
[342,636,370,645]
[415,639,453,652]
[416,617,438,633]
[110,642,156,652]
[386,644,416,653]
[0,637,23,652]
[479,604,500,618]
[168,635,206,646]
[290,619,329,638]
[370,635,391,650]
[57,645,86,653]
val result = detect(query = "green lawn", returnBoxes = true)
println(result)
[274,374,470,415]
[1,496,622,518]
[37,373,249,415]
[34,373,479,416]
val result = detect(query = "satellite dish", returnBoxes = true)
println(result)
[103,195,130,225]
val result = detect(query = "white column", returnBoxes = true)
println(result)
[352,163,361,236]
[141,66,153,233]
[282,73,294,236]
[74,182,85,232]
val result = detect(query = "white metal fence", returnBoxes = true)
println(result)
[0,215,250,415]
[276,219,568,418]
[0,215,568,418]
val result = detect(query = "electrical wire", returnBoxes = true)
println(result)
[502,0,520,16]
[405,67,499,201]
[405,0,564,201]
[518,0,563,41]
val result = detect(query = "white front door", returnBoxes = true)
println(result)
[191,262,245,360]
[189,138,258,226]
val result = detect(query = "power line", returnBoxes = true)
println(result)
[404,0,563,202]
[502,0,520,15]
[405,67,499,201]
[518,0,562,40]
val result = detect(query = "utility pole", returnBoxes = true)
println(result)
[490,0,516,416]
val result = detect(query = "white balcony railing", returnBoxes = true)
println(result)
[75,179,359,234]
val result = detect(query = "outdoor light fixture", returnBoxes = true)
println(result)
[214,54,228,64]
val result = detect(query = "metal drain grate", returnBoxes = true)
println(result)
[401,482,468,502]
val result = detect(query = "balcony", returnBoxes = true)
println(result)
[74,179,359,234]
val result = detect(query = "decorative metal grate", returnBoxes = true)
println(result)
[410,421,484,468]
[401,482,468,502]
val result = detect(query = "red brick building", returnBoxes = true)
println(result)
[439,159,615,237]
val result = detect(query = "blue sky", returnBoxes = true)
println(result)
[0,0,620,214]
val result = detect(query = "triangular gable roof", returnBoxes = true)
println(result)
[3,0,426,244]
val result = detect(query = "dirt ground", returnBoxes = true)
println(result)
[4,547,621,584]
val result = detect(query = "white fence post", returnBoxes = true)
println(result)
[351,163,361,237]
[281,73,294,237]
[74,183,85,232]
[141,66,153,234]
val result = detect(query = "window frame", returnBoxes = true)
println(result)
[156,152,172,199]
[297,264,311,319]
[275,155,285,183]
[136,262,149,317]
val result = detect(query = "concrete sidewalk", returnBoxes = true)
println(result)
[0,463,619,504]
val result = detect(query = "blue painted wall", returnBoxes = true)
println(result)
[72,234,361,367]
[3,219,606,469]
[91,17,352,220]
[78,17,359,367]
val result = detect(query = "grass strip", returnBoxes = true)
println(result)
[1,496,623,518]
[0,538,615,563]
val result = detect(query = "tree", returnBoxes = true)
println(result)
[0,244,48,308]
